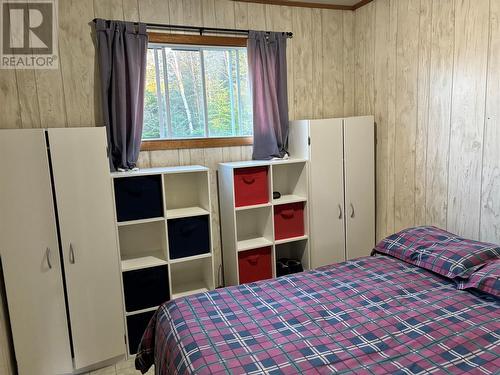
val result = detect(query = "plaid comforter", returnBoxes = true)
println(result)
[136,256,500,374]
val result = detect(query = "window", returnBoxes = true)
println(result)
[143,41,253,142]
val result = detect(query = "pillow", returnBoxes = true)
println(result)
[374,226,500,279]
[457,259,500,297]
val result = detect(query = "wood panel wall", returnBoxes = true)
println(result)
[4,1,498,371]
[0,1,354,372]
[355,0,500,245]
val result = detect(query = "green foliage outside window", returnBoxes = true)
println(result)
[143,44,253,140]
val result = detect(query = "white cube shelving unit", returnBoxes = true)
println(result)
[219,159,310,286]
[111,166,215,355]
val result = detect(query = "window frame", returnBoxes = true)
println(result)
[141,32,253,151]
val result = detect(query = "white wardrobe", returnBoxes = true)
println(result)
[0,128,125,375]
[289,116,375,268]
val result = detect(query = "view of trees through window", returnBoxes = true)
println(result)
[143,44,253,140]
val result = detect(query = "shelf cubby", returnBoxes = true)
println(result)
[164,171,209,219]
[236,206,273,251]
[233,166,270,207]
[167,215,211,260]
[274,201,306,241]
[238,247,273,284]
[118,220,167,271]
[126,310,156,355]
[114,174,163,222]
[122,265,169,312]
[170,257,214,299]
[271,161,308,205]
[275,239,310,273]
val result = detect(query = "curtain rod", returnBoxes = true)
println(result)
[93,19,293,38]
[144,22,293,38]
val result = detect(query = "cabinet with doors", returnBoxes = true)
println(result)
[289,116,375,268]
[219,159,310,286]
[111,166,215,355]
[0,128,125,375]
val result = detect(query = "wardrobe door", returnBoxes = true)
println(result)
[343,116,375,259]
[309,119,346,268]
[0,130,72,375]
[48,128,125,369]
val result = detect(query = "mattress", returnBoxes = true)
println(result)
[136,255,499,374]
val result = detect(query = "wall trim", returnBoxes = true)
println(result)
[231,0,374,11]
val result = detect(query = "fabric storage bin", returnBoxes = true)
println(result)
[234,166,269,207]
[122,265,169,312]
[126,310,155,355]
[168,215,210,259]
[114,175,163,222]
[274,202,305,240]
[238,247,272,284]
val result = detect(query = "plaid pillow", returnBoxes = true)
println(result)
[457,259,500,297]
[374,226,500,279]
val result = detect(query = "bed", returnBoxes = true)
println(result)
[136,228,500,374]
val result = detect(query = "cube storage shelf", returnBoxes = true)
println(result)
[112,166,215,355]
[219,159,310,286]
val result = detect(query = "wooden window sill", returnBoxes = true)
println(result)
[141,137,253,151]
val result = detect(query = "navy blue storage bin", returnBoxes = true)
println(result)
[168,216,210,259]
[123,266,169,312]
[114,175,163,222]
[127,310,155,355]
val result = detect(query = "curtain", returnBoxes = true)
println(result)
[94,19,148,171]
[248,31,289,160]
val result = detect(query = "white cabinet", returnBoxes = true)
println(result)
[49,129,125,369]
[343,117,376,260]
[0,128,125,375]
[289,116,375,268]
[0,130,73,375]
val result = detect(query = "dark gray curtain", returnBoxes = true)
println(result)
[94,19,148,171]
[248,31,289,160]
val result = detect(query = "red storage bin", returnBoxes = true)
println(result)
[238,247,272,284]
[234,167,269,207]
[274,202,305,240]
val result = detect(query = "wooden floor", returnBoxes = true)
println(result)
[85,359,153,375]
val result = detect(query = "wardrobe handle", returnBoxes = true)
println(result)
[46,247,52,269]
[338,204,343,219]
[350,203,355,218]
[69,243,76,264]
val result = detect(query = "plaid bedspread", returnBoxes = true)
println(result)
[136,256,500,374]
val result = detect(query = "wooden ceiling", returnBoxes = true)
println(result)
[233,0,373,11]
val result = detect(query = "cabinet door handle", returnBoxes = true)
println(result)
[69,243,76,264]
[350,203,355,218]
[46,247,52,269]
[338,204,343,219]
